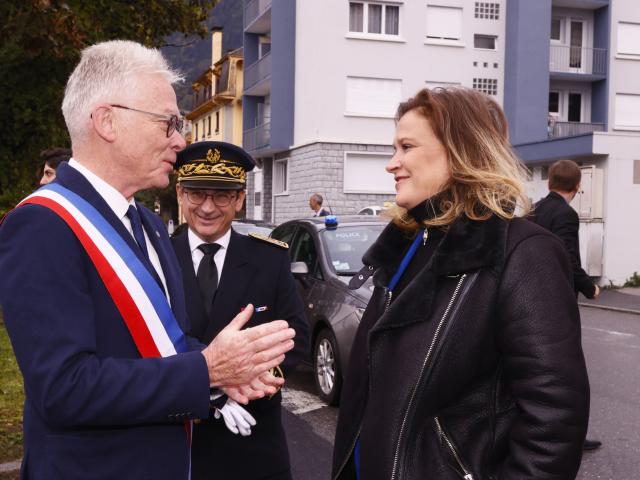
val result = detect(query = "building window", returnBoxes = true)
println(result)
[344,152,395,193]
[207,116,211,136]
[274,160,288,194]
[202,119,206,138]
[195,123,199,141]
[215,111,220,133]
[426,5,463,41]
[474,2,499,20]
[617,22,640,56]
[474,34,497,50]
[614,93,640,130]
[345,76,402,117]
[349,2,400,36]
[472,78,498,96]
[551,17,562,41]
[548,91,560,116]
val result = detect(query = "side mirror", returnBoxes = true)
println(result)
[291,261,309,276]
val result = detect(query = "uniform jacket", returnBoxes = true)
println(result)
[332,214,590,480]
[172,229,309,479]
[0,163,210,480]
[531,192,596,299]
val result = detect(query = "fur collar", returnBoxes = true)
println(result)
[364,213,508,280]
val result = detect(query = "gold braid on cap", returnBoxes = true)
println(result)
[177,148,246,182]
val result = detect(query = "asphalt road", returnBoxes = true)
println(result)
[282,305,640,480]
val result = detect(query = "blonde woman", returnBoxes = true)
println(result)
[332,88,589,480]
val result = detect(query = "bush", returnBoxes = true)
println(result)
[623,272,640,288]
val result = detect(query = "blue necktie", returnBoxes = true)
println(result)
[126,205,165,293]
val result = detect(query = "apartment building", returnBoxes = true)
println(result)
[506,0,640,286]
[242,0,507,222]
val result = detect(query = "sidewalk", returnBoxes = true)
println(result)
[579,287,640,316]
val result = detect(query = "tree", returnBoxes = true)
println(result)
[0,0,217,214]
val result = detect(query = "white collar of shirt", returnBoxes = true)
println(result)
[68,158,131,220]
[188,227,232,278]
[67,158,170,300]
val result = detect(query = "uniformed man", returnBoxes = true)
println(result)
[172,141,309,480]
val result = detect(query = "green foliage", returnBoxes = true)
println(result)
[0,0,217,215]
[623,271,640,288]
[0,313,24,463]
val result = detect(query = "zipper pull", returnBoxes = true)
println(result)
[422,227,429,246]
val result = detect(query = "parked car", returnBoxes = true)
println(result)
[356,205,384,216]
[271,215,386,404]
[231,220,274,237]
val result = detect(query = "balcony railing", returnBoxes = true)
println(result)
[549,45,607,75]
[244,122,271,152]
[548,121,605,138]
[244,0,272,30]
[244,52,271,92]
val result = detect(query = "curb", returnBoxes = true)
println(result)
[0,460,20,474]
[578,302,640,316]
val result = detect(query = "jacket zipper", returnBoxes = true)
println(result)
[434,417,475,480]
[390,273,467,480]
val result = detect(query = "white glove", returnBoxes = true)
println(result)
[214,399,257,436]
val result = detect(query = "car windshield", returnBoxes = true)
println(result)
[322,225,385,275]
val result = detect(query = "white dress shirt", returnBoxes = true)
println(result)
[188,227,231,279]
[68,159,170,299]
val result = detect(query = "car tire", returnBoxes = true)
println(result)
[313,328,343,406]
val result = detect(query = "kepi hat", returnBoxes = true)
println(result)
[175,141,256,190]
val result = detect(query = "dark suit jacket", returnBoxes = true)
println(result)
[0,163,210,480]
[172,229,308,479]
[315,207,329,217]
[531,191,596,299]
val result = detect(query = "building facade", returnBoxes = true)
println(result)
[242,0,507,222]
[241,0,639,285]
[506,0,640,286]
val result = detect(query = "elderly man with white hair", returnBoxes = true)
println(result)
[0,40,295,479]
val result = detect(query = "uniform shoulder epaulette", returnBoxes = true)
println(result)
[248,232,289,249]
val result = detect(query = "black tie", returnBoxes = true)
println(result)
[126,205,165,293]
[197,243,221,316]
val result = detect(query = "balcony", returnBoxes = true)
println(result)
[548,121,605,138]
[244,52,271,96]
[244,0,272,33]
[549,45,607,80]
[244,122,271,153]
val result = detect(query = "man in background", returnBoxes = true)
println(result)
[530,158,601,451]
[309,193,329,217]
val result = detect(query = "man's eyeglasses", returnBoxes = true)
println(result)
[110,104,184,138]
[183,189,238,207]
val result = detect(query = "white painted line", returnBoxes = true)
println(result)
[281,387,328,415]
[583,326,637,338]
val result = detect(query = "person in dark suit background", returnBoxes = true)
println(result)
[172,141,309,480]
[531,159,600,300]
[0,40,295,479]
[530,158,601,451]
[309,193,329,217]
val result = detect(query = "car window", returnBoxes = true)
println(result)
[360,208,372,215]
[322,225,385,275]
[291,229,322,280]
[271,223,299,261]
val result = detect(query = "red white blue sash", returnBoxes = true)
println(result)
[18,184,188,357]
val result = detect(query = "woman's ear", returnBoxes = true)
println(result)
[91,105,118,143]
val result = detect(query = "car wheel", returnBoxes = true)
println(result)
[314,329,342,406]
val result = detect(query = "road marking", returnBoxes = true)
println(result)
[583,326,636,338]
[281,388,328,415]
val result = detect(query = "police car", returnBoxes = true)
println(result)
[271,215,386,404]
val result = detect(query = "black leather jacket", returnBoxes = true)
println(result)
[332,215,590,480]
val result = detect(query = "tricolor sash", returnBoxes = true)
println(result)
[17,183,188,357]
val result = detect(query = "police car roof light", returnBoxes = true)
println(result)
[325,215,338,230]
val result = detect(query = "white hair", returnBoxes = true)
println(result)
[62,40,183,143]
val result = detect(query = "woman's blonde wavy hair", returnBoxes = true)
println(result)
[388,87,531,231]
